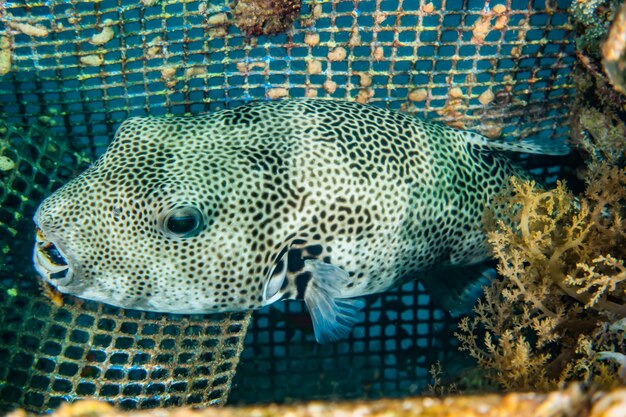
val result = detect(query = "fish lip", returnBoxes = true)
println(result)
[33,227,76,288]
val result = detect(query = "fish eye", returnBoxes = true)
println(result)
[163,206,204,238]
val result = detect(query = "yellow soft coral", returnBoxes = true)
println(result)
[456,163,626,391]
[567,255,626,309]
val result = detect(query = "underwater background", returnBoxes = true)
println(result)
[1,0,624,413]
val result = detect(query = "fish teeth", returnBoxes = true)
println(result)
[34,246,69,274]
[34,227,70,278]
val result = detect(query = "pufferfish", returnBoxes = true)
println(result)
[33,99,567,343]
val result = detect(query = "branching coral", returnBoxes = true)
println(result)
[567,255,626,308]
[456,163,626,391]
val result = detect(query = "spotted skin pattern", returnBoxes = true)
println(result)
[34,99,525,335]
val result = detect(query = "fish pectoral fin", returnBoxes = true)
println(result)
[303,259,365,344]
[419,264,496,317]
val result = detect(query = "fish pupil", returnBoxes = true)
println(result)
[167,215,198,234]
[163,206,204,237]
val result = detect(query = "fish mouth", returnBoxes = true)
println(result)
[33,227,73,284]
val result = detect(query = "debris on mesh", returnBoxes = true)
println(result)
[471,4,509,45]
[0,35,11,76]
[268,87,289,99]
[89,20,115,46]
[5,21,49,38]
[79,55,104,67]
[436,87,466,130]
[230,0,302,37]
[7,385,626,417]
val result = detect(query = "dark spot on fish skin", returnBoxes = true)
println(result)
[222,105,265,127]
[246,148,287,173]
[295,272,312,299]
[304,244,323,257]
[298,193,310,213]
[259,217,273,229]
[312,137,335,143]
[226,113,251,127]
[285,248,301,269]
[478,148,495,166]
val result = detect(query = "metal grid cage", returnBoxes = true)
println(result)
[0,0,575,150]
[0,121,90,280]
[229,281,463,405]
[0,287,250,411]
[0,0,577,412]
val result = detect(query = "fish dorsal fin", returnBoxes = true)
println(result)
[419,264,496,317]
[466,132,570,156]
[303,259,366,343]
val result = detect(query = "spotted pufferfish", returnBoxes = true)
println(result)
[33,99,567,343]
